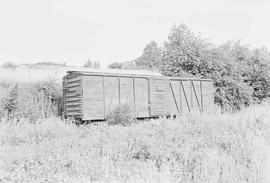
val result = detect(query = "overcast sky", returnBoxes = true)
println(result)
[0,0,269,67]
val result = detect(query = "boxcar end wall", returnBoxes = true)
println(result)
[63,71,215,121]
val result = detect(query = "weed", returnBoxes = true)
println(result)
[106,105,135,126]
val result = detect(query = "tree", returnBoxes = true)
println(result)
[159,24,270,111]
[210,41,254,111]
[84,59,93,68]
[93,61,100,69]
[246,47,270,102]
[161,24,214,78]
[135,41,162,70]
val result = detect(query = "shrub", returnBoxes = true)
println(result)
[106,104,134,126]
[0,79,62,122]
[108,62,124,69]
[3,84,19,119]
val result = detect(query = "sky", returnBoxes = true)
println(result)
[0,0,269,67]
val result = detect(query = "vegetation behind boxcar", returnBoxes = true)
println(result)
[110,24,270,112]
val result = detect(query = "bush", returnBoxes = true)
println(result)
[106,104,134,126]
[3,84,19,119]
[108,62,124,69]
[0,79,62,122]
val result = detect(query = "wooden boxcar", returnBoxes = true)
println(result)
[63,71,214,121]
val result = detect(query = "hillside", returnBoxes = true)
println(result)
[0,63,161,85]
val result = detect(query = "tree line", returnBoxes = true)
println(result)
[84,59,101,69]
[109,24,270,111]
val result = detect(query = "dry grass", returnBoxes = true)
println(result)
[0,104,270,183]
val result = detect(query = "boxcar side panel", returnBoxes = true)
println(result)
[104,76,119,117]
[120,77,135,111]
[170,80,181,115]
[149,79,168,116]
[63,74,83,119]
[180,80,192,114]
[150,79,180,116]
[190,80,202,112]
[134,78,149,117]
[82,76,104,120]
[201,81,215,112]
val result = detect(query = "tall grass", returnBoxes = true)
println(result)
[0,104,270,182]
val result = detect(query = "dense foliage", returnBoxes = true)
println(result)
[135,41,162,70]
[159,24,270,111]
[108,24,270,111]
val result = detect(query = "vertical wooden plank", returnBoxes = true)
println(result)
[83,76,104,120]
[179,81,182,114]
[81,76,84,118]
[118,76,121,105]
[133,77,136,114]
[190,80,193,109]
[200,81,203,112]
[119,77,134,110]
[102,75,105,119]
[147,78,151,116]
[149,79,167,116]
[201,81,215,112]
[104,77,119,116]
[134,78,149,117]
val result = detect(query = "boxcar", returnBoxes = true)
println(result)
[63,71,215,121]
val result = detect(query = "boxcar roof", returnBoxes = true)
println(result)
[66,70,213,82]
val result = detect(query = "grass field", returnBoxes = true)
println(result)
[1,104,270,183]
[0,64,270,182]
